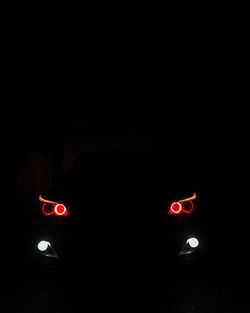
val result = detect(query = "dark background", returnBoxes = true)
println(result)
[1,39,250,311]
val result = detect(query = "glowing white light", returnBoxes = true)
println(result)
[187,237,199,248]
[37,240,50,251]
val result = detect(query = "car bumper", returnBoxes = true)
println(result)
[30,221,204,280]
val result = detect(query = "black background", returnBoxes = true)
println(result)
[1,25,250,311]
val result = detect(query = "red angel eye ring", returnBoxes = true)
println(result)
[182,200,194,214]
[169,202,182,214]
[42,202,55,216]
[54,203,67,216]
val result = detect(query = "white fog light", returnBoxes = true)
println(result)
[37,240,50,252]
[187,237,199,248]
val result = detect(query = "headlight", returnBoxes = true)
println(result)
[168,193,196,215]
[39,195,69,217]
[37,240,50,251]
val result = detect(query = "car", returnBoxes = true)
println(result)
[27,148,209,283]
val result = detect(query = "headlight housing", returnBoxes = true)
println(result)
[168,193,196,215]
[39,195,69,217]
